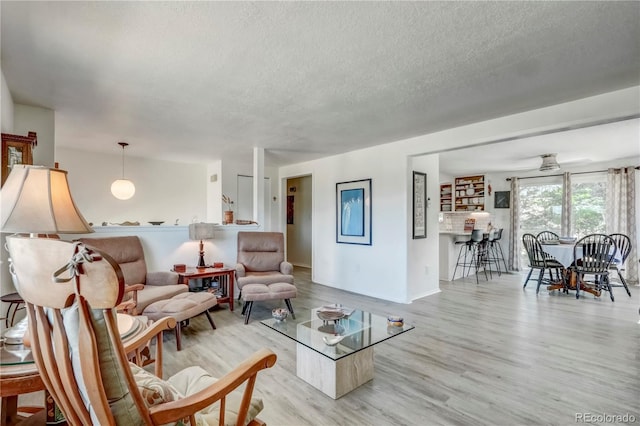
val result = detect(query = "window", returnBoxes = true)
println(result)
[517,172,609,265]
[519,179,562,236]
[518,178,562,264]
[571,172,606,238]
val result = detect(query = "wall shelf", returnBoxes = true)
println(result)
[454,175,485,212]
[439,183,452,212]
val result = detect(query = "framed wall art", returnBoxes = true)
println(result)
[412,171,427,239]
[494,191,510,208]
[336,178,372,245]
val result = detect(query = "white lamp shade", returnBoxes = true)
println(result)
[111,179,136,200]
[1,165,93,234]
[189,223,217,240]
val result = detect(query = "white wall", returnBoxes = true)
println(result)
[220,157,279,231]
[56,147,208,227]
[278,87,640,304]
[1,70,14,132]
[280,144,412,303]
[407,154,441,300]
[14,104,55,168]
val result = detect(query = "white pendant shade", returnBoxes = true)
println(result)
[111,141,135,200]
[111,178,136,200]
[1,165,93,234]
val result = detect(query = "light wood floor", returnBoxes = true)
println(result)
[20,268,640,425]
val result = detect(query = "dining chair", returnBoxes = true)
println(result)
[522,233,564,294]
[536,231,560,242]
[607,233,632,297]
[572,233,617,301]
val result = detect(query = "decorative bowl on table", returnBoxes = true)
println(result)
[317,310,345,322]
[272,308,289,322]
[148,221,164,226]
[387,315,404,327]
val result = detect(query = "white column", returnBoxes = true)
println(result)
[253,147,265,227]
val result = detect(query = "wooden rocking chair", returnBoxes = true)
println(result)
[7,236,276,426]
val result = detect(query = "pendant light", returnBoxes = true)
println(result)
[111,142,135,200]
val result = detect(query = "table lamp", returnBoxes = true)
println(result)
[188,223,216,268]
[2,165,93,235]
[1,165,93,343]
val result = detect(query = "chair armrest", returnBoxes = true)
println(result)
[235,263,246,278]
[117,284,145,315]
[280,261,293,275]
[146,271,179,286]
[148,348,277,425]
[122,316,177,378]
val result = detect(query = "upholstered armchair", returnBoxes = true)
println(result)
[236,232,296,323]
[7,236,277,426]
[78,236,187,315]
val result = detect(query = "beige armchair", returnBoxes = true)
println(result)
[77,236,219,351]
[77,236,187,314]
[236,232,296,324]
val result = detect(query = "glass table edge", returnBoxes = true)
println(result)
[260,318,414,361]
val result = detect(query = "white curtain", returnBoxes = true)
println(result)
[561,172,571,237]
[508,177,521,271]
[606,167,638,284]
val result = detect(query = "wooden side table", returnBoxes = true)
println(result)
[176,267,235,311]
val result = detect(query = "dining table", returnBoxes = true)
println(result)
[0,313,148,425]
[540,241,621,298]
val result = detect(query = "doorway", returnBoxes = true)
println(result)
[286,175,312,268]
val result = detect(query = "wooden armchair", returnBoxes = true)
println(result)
[7,236,276,426]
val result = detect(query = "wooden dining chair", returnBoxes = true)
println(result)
[608,233,632,297]
[522,233,564,294]
[6,236,276,426]
[572,233,616,301]
[536,231,560,242]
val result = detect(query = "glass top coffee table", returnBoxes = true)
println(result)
[261,306,414,399]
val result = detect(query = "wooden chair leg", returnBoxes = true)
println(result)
[204,311,216,329]
[523,269,534,288]
[175,322,182,351]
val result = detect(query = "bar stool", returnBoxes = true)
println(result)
[452,230,488,283]
[484,229,505,277]
[1,292,25,327]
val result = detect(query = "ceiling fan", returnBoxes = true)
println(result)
[539,153,560,172]
[536,153,593,172]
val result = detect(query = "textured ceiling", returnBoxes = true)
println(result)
[1,1,639,168]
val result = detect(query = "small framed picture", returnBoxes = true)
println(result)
[494,191,510,208]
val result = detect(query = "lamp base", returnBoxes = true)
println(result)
[197,239,206,268]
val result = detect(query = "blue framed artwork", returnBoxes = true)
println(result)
[336,178,372,245]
